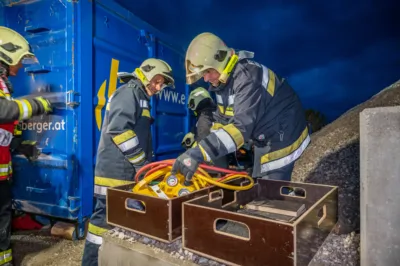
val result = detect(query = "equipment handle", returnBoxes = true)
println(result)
[124,198,146,214]
[317,204,327,227]
[208,189,224,202]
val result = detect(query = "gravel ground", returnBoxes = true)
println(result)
[310,232,360,266]
[11,228,84,266]
[108,227,225,266]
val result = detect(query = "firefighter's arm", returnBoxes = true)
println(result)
[197,68,265,163]
[195,111,214,142]
[106,86,147,168]
[0,90,52,124]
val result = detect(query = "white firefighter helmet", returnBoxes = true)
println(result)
[134,58,175,91]
[185,32,235,85]
[0,26,38,66]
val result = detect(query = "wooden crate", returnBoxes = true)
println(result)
[106,178,245,243]
[182,179,338,266]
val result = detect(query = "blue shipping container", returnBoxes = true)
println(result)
[0,0,193,238]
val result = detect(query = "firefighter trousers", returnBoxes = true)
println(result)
[81,197,113,266]
[0,180,13,266]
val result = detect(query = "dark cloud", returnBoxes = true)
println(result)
[116,0,399,121]
[289,38,400,121]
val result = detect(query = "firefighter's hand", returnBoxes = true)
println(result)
[171,146,204,181]
[34,96,53,113]
[17,141,41,161]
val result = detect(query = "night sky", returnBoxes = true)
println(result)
[117,0,399,122]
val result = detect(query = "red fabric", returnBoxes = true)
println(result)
[12,214,43,230]
[0,76,16,180]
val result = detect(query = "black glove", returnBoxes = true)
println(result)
[171,146,205,182]
[16,141,41,161]
[33,96,53,114]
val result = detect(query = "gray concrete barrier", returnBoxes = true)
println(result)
[360,106,400,266]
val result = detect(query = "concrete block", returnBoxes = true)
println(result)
[98,233,197,266]
[360,106,400,266]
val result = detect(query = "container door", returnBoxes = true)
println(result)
[92,2,159,165]
[91,1,192,162]
[3,0,81,220]
[153,39,191,160]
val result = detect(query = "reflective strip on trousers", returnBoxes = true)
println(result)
[86,223,109,245]
[94,176,133,187]
[86,232,103,245]
[0,249,12,265]
[94,185,107,196]
[260,134,311,173]
[94,176,133,196]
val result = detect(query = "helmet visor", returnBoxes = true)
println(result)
[185,60,211,85]
[21,44,39,65]
[21,54,39,65]
[161,71,175,89]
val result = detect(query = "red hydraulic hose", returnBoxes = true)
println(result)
[134,159,248,183]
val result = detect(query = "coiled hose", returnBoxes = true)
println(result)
[133,159,254,196]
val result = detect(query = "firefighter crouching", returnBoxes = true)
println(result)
[181,87,229,169]
[0,26,53,266]
[172,32,310,183]
[81,58,175,266]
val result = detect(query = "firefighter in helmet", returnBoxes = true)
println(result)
[0,26,53,266]
[81,58,175,266]
[172,32,310,183]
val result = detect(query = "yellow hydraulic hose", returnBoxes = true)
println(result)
[132,162,254,198]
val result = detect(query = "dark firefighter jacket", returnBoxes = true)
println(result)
[189,108,229,169]
[94,79,153,198]
[197,58,310,178]
[0,69,49,180]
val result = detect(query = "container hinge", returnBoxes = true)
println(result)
[66,90,80,107]
[138,30,155,47]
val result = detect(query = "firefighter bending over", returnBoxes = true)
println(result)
[81,58,175,266]
[172,32,310,183]
[181,87,228,169]
[0,26,53,266]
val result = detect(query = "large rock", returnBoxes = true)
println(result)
[292,79,400,234]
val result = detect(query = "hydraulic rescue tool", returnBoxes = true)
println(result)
[132,159,255,199]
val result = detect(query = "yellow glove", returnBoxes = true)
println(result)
[34,96,53,113]
[210,122,224,131]
[181,132,196,149]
